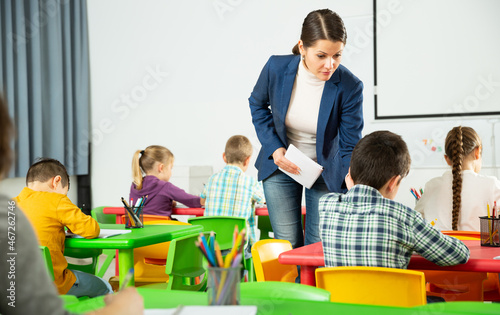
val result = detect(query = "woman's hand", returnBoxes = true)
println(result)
[90,287,144,315]
[272,147,300,175]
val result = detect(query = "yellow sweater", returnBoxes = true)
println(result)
[14,187,100,294]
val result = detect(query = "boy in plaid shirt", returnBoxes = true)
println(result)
[319,131,469,270]
[201,135,265,256]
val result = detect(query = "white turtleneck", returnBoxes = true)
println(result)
[285,59,326,161]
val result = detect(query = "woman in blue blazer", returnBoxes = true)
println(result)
[249,9,364,249]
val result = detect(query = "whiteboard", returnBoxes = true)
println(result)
[375,0,500,119]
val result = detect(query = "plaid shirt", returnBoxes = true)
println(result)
[201,165,265,245]
[319,185,470,268]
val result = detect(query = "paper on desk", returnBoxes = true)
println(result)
[65,229,131,239]
[278,144,323,189]
[98,229,131,238]
[145,305,257,315]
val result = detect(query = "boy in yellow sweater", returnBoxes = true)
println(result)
[15,158,113,297]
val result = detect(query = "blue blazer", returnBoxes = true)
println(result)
[249,55,364,193]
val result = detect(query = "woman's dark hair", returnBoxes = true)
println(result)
[0,94,13,179]
[292,9,347,55]
[445,126,482,231]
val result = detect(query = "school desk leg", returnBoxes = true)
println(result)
[118,248,135,287]
[301,265,317,286]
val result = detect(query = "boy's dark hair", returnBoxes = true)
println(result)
[225,135,253,164]
[350,130,411,190]
[26,158,70,189]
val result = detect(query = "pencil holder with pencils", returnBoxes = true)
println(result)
[124,206,144,228]
[121,196,145,229]
[479,216,500,247]
[207,265,242,305]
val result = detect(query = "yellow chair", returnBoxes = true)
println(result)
[119,214,176,224]
[423,231,499,302]
[315,266,427,307]
[109,220,191,290]
[251,239,298,282]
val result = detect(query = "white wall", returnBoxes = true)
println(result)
[86,0,499,210]
[0,176,79,203]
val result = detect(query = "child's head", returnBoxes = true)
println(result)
[444,126,482,230]
[223,135,253,171]
[26,158,70,195]
[350,130,411,199]
[132,145,174,189]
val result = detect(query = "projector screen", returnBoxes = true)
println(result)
[375,0,500,119]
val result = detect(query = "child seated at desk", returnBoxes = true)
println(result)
[201,135,265,256]
[14,158,113,297]
[129,145,204,218]
[415,126,500,231]
[319,131,470,270]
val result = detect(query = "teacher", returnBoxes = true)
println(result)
[249,9,364,249]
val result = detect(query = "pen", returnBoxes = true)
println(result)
[119,268,134,290]
[410,189,418,200]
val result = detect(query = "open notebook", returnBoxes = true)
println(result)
[65,229,131,239]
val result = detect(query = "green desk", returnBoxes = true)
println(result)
[64,224,203,286]
[65,288,500,314]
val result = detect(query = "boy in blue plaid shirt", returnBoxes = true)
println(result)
[201,135,265,256]
[319,130,469,270]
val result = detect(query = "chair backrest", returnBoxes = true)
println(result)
[251,239,298,282]
[315,266,427,307]
[165,231,211,291]
[64,247,103,275]
[424,231,489,301]
[133,220,191,282]
[120,214,176,224]
[240,281,330,302]
[40,245,55,281]
[442,231,481,240]
[91,206,116,224]
[187,216,246,250]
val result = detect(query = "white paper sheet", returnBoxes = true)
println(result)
[144,305,258,315]
[278,144,323,189]
[65,229,131,239]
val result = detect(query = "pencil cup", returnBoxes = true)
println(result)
[479,216,500,247]
[207,266,241,305]
[124,206,144,229]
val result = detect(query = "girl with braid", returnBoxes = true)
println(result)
[416,126,500,231]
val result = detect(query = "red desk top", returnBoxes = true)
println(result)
[278,240,500,273]
[103,206,306,217]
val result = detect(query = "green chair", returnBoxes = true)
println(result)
[240,281,330,302]
[142,232,211,291]
[90,206,117,278]
[90,206,116,224]
[40,245,55,281]
[187,216,254,281]
[64,247,103,275]
[39,246,89,302]
[257,216,273,240]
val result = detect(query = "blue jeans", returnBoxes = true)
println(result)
[263,170,331,248]
[66,269,113,298]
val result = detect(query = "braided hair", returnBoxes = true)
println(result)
[444,126,482,230]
